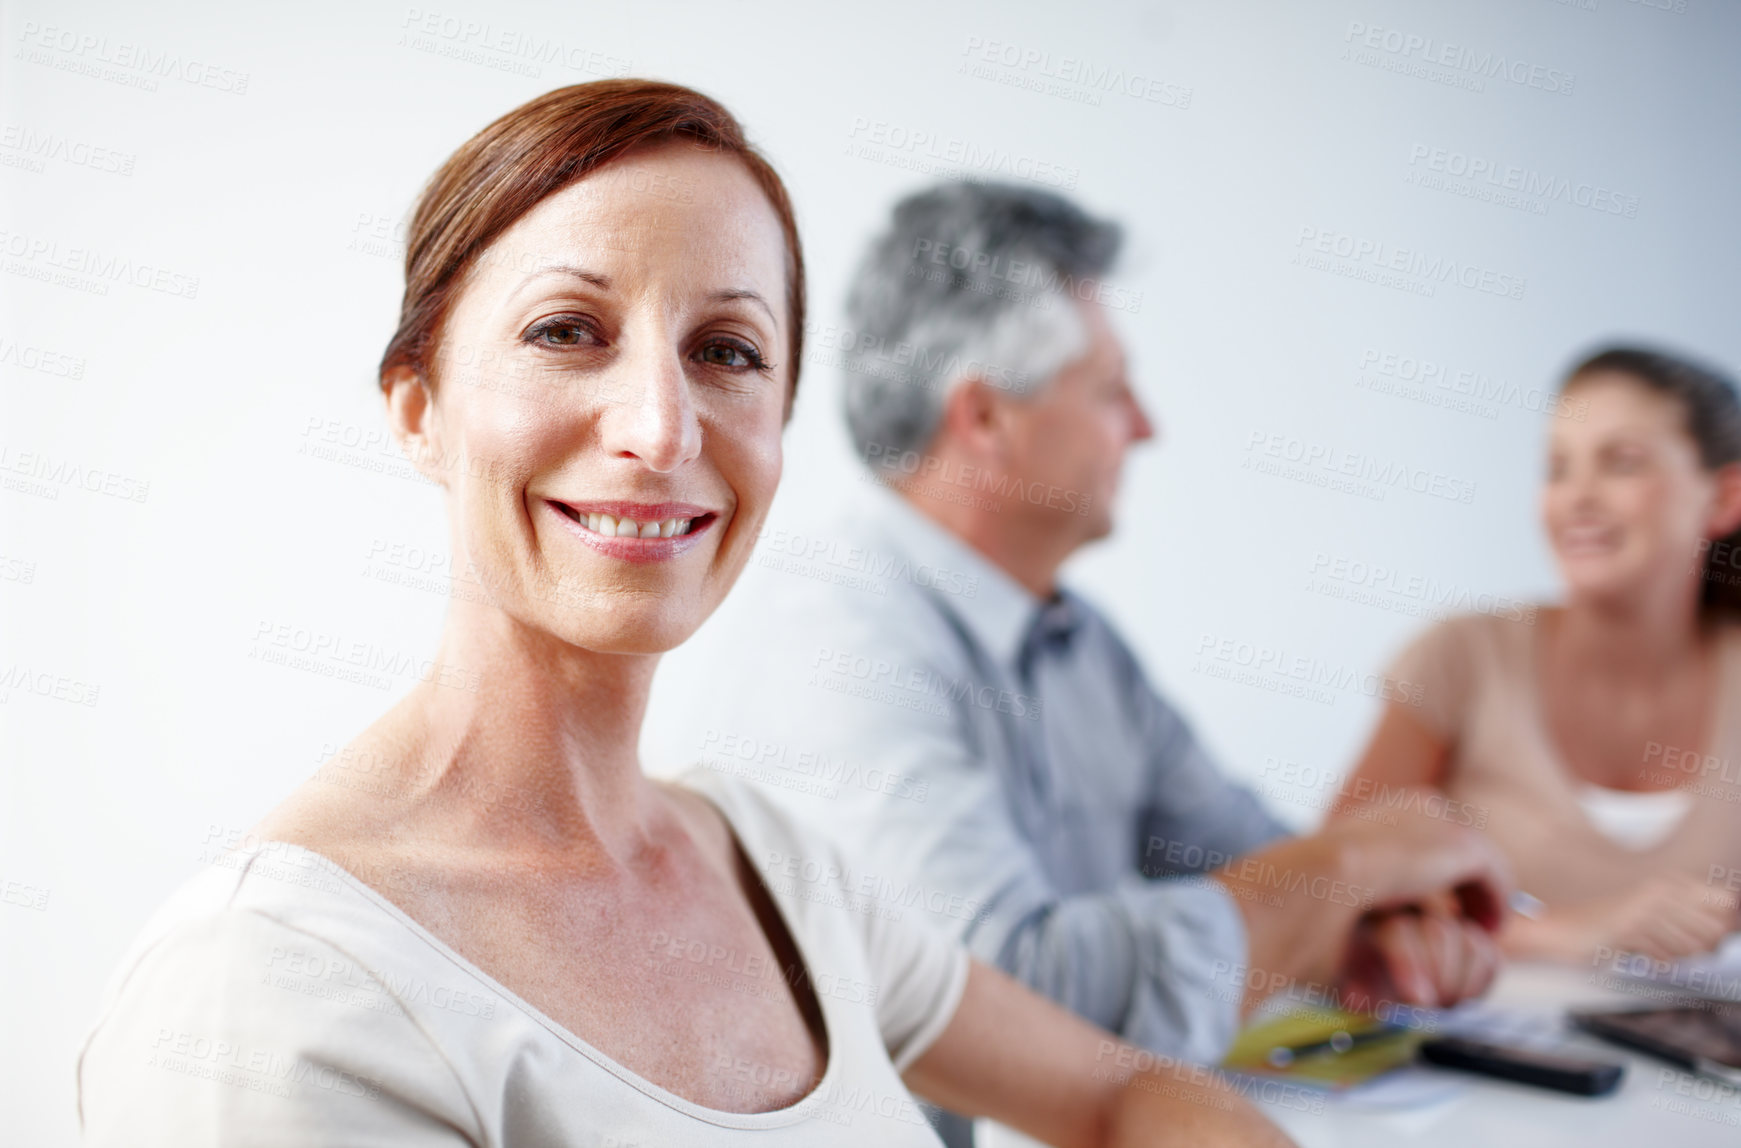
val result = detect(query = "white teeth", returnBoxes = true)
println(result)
[570,510,696,539]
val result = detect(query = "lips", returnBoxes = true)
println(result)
[543,499,718,563]
[1557,522,1620,557]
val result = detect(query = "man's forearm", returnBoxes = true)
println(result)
[1207,834,1371,1016]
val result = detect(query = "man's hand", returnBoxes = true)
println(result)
[1211,812,1512,1016]
[1323,811,1513,927]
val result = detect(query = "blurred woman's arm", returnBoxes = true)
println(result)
[1329,701,1453,821]
[1340,705,1735,961]
[903,961,1296,1148]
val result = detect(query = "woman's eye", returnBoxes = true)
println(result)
[1605,449,1647,474]
[525,317,595,348]
[697,340,767,370]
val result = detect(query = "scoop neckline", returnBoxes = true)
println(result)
[239,802,842,1129]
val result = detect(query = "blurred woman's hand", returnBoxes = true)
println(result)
[1339,899,1504,1013]
[1505,873,1738,963]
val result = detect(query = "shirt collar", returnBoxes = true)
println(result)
[853,478,1048,669]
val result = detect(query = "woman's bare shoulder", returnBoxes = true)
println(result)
[1411,605,1551,668]
[248,712,437,873]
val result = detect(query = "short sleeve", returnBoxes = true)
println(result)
[77,908,481,1147]
[1384,617,1480,739]
[858,895,971,1072]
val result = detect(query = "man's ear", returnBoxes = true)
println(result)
[1708,461,1741,539]
[937,375,1007,461]
[382,365,447,486]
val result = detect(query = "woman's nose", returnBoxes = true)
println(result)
[598,347,703,473]
[1564,462,1603,501]
[1550,465,1609,522]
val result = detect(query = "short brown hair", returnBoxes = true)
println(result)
[379,79,806,405]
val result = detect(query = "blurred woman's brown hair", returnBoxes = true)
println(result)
[378,79,807,408]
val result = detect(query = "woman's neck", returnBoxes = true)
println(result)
[385,597,670,863]
[1556,579,1709,678]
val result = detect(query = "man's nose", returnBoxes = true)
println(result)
[1129,393,1158,445]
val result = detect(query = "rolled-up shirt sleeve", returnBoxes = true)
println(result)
[882,711,1255,1065]
[995,871,1253,1065]
[736,627,1265,1066]
[989,664,1287,1062]
[1130,671,1292,879]
[674,522,1291,1068]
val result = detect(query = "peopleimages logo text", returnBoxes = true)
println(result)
[1243,431,1478,505]
[1343,22,1575,95]
[1406,145,1638,218]
[1296,226,1525,301]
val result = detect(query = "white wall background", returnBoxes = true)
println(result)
[3,0,1737,1140]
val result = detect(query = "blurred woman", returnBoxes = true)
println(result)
[1335,347,1741,962]
[75,80,1294,1146]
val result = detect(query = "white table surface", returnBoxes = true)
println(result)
[981,961,1741,1147]
[1261,962,1738,1147]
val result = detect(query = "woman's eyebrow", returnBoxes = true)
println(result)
[505,272,772,326]
[510,265,613,300]
[709,288,776,325]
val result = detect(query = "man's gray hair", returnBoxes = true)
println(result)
[841,181,1122,466]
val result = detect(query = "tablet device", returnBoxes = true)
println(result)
[1570,1000,1741,1083]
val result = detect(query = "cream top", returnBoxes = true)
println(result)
[75,770,968,1146]
[1386,612,1741,907]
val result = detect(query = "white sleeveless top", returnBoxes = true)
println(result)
[1574,783,1697,852]
[75,771,968,1146]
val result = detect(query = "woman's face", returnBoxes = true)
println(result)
[390,142,789,654]
[1542,372,1722,607]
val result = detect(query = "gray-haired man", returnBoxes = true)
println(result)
[678,183,1508,1134]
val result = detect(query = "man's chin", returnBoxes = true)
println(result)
[1078,511,1116,545]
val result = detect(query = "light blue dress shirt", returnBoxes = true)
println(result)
[681,480,1290,1065]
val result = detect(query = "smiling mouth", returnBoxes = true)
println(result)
[549,502,715,540]
[1558,524,1619,555]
